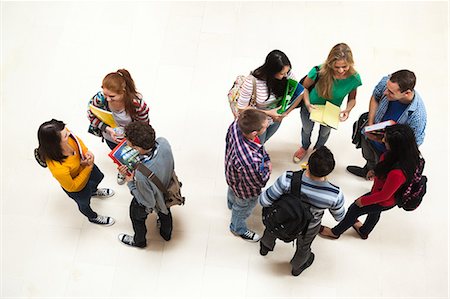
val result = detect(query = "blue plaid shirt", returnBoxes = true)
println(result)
[373,76,427,145]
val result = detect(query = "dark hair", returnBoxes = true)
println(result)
[374,124,420,181]
[252,50,291,99]
[237,109,267,134]
[125,121,156,150]
[37,119,67,162]
[102,69,140,118]
[389,70,416,92]
[308,146,335,177]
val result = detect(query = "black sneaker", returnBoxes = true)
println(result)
[260,243,270,256]
[240,230,261,242]
[292,252,315,276]
[89,215,115,226]
[346,165,368,178]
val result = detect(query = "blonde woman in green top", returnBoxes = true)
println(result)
[293,43,362,163]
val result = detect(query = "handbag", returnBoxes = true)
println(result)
[136,163,185,208]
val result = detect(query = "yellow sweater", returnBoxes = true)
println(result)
[47,135,93,192]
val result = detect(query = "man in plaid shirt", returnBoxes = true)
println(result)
[225,109,271,242]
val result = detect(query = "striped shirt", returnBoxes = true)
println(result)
[373,76,427,145]
[87,91,150,133]
[259,171,345,229]
[225,121,271,199]
[237,72,296,110]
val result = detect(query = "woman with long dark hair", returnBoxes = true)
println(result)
[293,43,362,162]
[37,119,115,226]
[319,124,421,239]
[87,69,150,184]
[236,50,302,143]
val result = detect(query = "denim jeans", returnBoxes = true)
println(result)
[64,164,104,219]
[130,198,172,247]
[227,187,258,235]
[300,103,331,149]
[331,201,394,237]
[260,224,321,271]
[259,121,281,144]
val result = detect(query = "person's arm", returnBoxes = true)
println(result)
[127,173,157,206]
[339,89,357,121]
[259,171,291,207]
[327,189,346,222]
[356,170,406,206]
[367,95,379,126]
[133,95,150,124]
[301,77,316,113]
[48,161,93,192]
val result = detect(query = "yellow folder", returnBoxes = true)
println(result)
[309,101,340,129]
[89,104,117,128]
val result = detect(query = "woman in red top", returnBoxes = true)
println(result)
[319,124,421,239]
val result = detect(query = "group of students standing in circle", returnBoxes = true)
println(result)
[35,41,427,277]
[225,42,426,276]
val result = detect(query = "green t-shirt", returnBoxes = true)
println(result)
[308,65,362,106]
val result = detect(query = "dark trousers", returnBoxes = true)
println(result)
[130,197,173,247]
[331,202,394,236]
[260,224,321,271]
[105,139,118,150]
[360,136,382,170]
[64,164,104,219]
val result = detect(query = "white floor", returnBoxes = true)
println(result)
[1,1,449,298]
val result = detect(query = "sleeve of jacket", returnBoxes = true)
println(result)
[127,176,157,208]
[87,91,109,132]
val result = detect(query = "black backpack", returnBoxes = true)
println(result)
[299,66,320,93]
[395,157,427,211]
[262,170,313,242]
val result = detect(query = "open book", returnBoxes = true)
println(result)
[309,101,340,129]
[277,79,304,114]
[363,120,396,135]
[89,104,117,128]
[108,139,140,175]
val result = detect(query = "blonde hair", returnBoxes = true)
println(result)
[102,69,140,118]
[316,43,356,99]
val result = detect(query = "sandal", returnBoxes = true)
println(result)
[352,220,368,240]
[319,225,339,239]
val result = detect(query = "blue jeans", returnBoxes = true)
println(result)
[227,187,258,235]
[64,164,104,219]
[259,121,281,144]
[300,103,331,149]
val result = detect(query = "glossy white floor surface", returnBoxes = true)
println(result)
[1,1,449,298]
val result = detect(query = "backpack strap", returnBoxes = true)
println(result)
[290,170,304,197]
[136,163,169,197]
[290,170,311,238]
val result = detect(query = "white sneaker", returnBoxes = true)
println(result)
[89,215,115,226]
[232,230,261,242]
[92,188,115,198]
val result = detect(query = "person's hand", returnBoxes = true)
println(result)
[366,170,375,181]
[105,126,121,143]
[354,198,363,207]
[266,107,281,119]
[272,114,285,122]
[365,131,383,142]
[306,103,317,113]
[81,151,94,166]
[118,165,134,182]
[339,110,350,121]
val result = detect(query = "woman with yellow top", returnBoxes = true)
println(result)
[37,119,115,225]
[293,43,362,162]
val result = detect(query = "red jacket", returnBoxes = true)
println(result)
[360,155,406,207]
